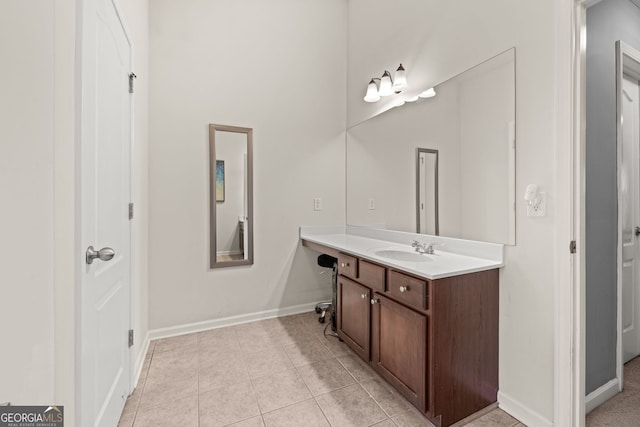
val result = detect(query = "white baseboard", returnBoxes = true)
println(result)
[585,378,620,414]
[498,391,553,427]
[147,302,319,341]
[130,335,151,392]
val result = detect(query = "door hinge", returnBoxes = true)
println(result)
[128,329,134,347]
[128,203,134,220]
[128,72,137,93]
[570,240,577,254]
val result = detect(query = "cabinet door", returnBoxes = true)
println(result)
[337,276,370,360]
[371,293,427,412]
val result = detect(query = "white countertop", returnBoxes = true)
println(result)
[300,225,504,280]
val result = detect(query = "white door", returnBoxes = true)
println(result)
[418,150,437,235]
[79,0,132,425]
[622,73,640,364]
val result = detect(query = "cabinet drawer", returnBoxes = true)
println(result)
[359,260,385,293]
[387,270,427,310]
[338,253,358,279]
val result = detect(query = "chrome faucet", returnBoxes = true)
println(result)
[411,240,435,254]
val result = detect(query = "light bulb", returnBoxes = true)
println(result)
[392,64,407,92]
[378,71,393,97]
[363,79,380,102]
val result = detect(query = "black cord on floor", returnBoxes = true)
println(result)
[323,320,340,339]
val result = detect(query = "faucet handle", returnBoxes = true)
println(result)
[411,240,420,247]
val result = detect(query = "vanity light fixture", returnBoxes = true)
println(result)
[363,63,408,102]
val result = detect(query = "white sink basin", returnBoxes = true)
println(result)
[372,249,431,262]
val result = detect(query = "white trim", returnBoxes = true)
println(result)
[555,1,586,426]
[585,378,621,413]
[498,391,553,427]
[131,335,151,392]
[148,302,319,341]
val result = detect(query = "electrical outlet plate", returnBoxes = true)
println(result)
[314,197,322,211]
[368,198,375,210]
[526,192,546,217]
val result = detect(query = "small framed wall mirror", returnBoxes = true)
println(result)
[416,148,439,235]
[209,124,253,268]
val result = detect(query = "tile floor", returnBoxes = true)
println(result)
[117,311,525,427]
[586,356,640,427]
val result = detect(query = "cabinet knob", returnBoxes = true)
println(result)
[399,286,409,293]
[370,298,380,305]
[340,262,349,268]
[361,294,367,299]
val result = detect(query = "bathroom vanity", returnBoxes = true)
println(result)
[300,226,503,427]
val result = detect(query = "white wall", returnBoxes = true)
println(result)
[148,0,347,329]
[348,1,564,424]
[0,0,55,406]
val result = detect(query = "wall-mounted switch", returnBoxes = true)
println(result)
[368,198,376,210]
[314,197,323,211]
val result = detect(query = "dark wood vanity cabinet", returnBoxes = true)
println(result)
[337,276,370,361]
[333,249,499,427]
[371,292,427,412]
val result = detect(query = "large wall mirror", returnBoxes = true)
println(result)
[209,124,254,268]
[347,48,516,245]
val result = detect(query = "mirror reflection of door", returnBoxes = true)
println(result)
[417,148,438,235]
[209,124,253,268]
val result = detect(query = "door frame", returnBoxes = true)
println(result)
[75,0,135,424]
[556,0,587,426]
[616,39,640,391]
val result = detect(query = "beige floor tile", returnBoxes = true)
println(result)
[372,420,398,427]
[391,410,434,427]
[262,399,330,427]
[283,337,334,367]
[463,408,519,427]
[138,374,198,409]
[297,358,355,396]
[237,329,285,354]
[316,383,388,427]
[338,354,377,382]
[145,350,198,387]
[321,335,353,357]
[153,333,197,354]
[243,348,295,379]
[133,395,198,427]
[198,327,241,353]
[361,377,414,417]
[199,381,261,427]
[199,353,250,392]
[117,413,134,427]
[229,416,266,427]
[252,369,312,413]
[586,388,640,427]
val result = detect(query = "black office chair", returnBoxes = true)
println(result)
[315,254,337,329]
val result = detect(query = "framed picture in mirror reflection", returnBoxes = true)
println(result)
[215,160,225,202]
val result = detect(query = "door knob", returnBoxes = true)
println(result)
[86,246,115,265]
[635,226,640,237]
